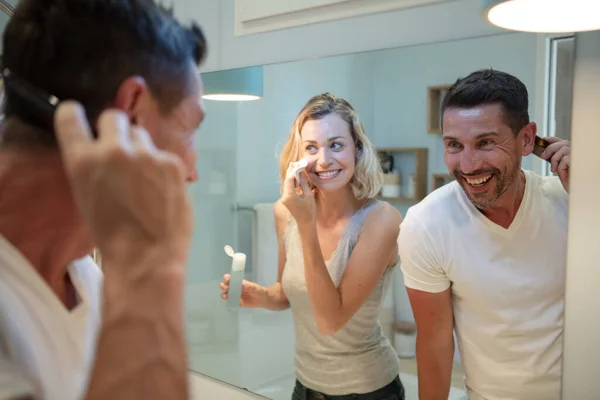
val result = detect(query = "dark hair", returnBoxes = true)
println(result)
[441,69,529,135]
[1,0,207,146]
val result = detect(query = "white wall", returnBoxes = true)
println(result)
[173,0,505,73]
[561,29,600,399]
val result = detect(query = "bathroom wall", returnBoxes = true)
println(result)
[173,0,505,73]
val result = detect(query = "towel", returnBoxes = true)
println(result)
[251,203,278,287]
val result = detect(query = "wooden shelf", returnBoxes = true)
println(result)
[375,147,428,202]
[427,84,451,134]
[431,173,454,191]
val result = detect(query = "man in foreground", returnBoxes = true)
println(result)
[398,69,570,400]
[0,0,207,398]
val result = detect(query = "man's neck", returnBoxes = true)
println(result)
[0,148,92,308]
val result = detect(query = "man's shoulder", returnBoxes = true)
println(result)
[403,181,463,233]
[525,169,569,209]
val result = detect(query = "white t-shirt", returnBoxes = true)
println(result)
[0,235,103,400]
[399,169,569,400]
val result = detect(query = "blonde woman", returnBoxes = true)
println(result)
[220,93,404,399]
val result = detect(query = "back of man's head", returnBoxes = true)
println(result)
[1,0,207,147]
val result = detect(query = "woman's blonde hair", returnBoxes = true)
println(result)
[279,92,383,199]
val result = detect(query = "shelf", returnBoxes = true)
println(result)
[431,173,454,191]
[376,147,428,202]
[427,84,451,134]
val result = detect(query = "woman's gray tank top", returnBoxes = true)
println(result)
[281,199,400,395]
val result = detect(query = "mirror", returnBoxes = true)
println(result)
[187,29,575,400]
[0,1,576,399]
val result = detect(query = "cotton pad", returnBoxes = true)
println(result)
[291,158,308,184]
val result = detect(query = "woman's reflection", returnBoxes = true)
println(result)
[221,92,405,399]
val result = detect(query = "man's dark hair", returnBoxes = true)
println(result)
[441,69,529,135]
[1,0,207,147]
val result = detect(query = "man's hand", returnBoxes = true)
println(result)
[54,101,192,274]
[541,136,570,192]
[54,101,193,400]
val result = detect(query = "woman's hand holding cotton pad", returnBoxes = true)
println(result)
[291,158,308,186]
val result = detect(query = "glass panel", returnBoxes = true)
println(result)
[188,32,575,400]
[185,99,245,385]
[548,36,576,142]
[543,35,575,176]
[0,2,577,399]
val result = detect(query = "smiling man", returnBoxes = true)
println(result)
[397,69,570,400]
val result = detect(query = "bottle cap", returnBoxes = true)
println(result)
[224,245,235,257]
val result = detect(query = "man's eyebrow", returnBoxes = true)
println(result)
[443,132,499,141]
[475,132,499,138]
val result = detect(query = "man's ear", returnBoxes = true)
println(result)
[520,122,537,156]
[113,76,148,120]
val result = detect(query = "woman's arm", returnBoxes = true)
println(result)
[296,202,401,334]
[258,200,290,311]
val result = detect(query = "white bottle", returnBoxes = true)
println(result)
[224,245,247,311]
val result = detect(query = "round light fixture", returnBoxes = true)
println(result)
[201,66,263,102]
[483,0,600,33]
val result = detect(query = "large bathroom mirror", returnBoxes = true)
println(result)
[186,24,576,400]
[0,0,578,399]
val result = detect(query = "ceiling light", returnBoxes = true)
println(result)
[201,66,263,102]
[483,0,600,33]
